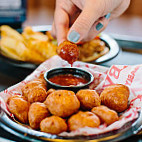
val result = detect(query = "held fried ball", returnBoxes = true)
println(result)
[91,105,119,125]
[40,116,67,134]
[100,84,129,112]
[28,102,50,129]
[8,95,30,123]
[76,89,101,110]
[57,41,79,64]
[44,90,80,117]
[68,111,100,131]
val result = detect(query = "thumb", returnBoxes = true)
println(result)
[67,2,103,43]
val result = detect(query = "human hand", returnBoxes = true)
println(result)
[51,0,130,44]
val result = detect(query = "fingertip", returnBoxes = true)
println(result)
[54,8,69,46]
[50,30,56,39]
[51,23,56,38]
[67,30,80,43]
[104,13,111,19]
[95,15,110,31]
[96,23,104,31]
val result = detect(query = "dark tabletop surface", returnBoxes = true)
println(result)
[0,45,142,141]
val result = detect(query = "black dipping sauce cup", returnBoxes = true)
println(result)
[44,67,94,92]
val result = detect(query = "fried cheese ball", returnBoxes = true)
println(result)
[40,116,67,134]
[22,80,47,103]
[68,111,100,131]
[28,102,50,129]
[8,95,30,123]
[91,105,119,125]
[28,86,47,103]
[57,41,79,64]
[44,90,80,117]
[100,84,129,112]
[76,89,101,110]
[22,80,42,99]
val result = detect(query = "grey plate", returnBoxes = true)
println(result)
[0,25,120,69]
[0,109,142,142]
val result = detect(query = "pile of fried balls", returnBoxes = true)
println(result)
[8,74,129,135]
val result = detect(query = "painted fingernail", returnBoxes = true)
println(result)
[105,13,111,19]
[96,23,103,31]
[68,30,80,43]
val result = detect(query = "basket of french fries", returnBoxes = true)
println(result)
[0,25,119,68]
[0,26,57,64]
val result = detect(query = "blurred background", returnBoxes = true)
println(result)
[0,0,142,37]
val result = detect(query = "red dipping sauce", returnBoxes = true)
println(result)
[49,74,88,86]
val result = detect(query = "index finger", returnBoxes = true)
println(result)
[54,7,69,45]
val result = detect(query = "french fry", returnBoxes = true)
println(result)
[0,26,56,64]
[1,37,28,60]
[24,49,45,64]
[46,42,57,58]
[22,27,48,42]
[27,40,57,59]
[0,46,22,61]
[0,25,24,42]
[46,31,58,46]
[0,37,45,64]
[46,31,54,41]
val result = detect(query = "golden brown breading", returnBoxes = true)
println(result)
[40,116,67,134]
[28,102,50,129]
[68,111,100,131]
[57,41,79,64]
[76,89,101,110]
[91,105,119,125]
[22,80,47,103]
[100,84,129,112]
[22,80,42,99]
[27,86,47,103]
[7,94,27,104]
[8,95,30,123]
[44,90,80,117]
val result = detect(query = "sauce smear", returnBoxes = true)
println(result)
[49,74,88,86]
